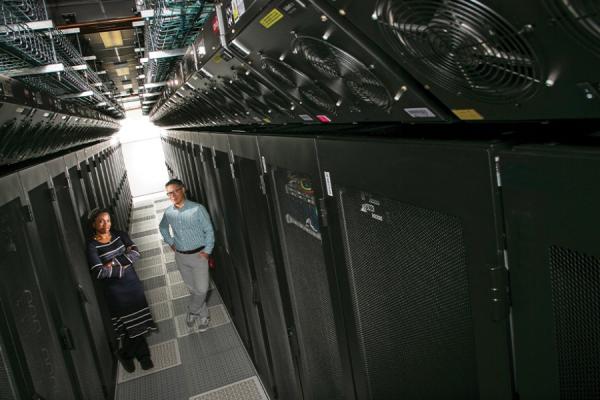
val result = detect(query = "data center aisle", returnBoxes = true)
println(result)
[115,194,269,400]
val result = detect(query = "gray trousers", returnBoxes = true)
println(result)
[174,252,210,319]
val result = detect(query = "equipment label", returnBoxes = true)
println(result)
[404,107,436,118]
[324,171,333,197]
[452,108,484,120]
[232,0,246,23]
[260,8,284,29]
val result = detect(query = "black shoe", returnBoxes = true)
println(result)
[140,357,154,370]
[120,357,136,373]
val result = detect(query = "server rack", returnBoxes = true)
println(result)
[317,138,513,399]
[500,145,600,400]
[0,141,132,400]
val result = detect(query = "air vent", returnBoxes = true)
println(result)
[544,0,600,58]
[293,36,392,109]
[261,57,337,113]
[375,0,542,103]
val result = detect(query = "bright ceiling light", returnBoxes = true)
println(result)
[100,31,123,48]
[116,67,130,76]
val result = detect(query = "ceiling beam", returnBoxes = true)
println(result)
[56,16,143,34]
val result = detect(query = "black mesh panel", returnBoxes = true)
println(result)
[274,168,344,400]
[0,342,17,399]
[338,187,479,398]
[549,246,600,399]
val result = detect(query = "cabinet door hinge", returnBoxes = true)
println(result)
[260,156,268,174]
[48,187,57,202]
[489,265,510,321]
[259,174,267,195]
[59,326,75,350]
[22,204,33,222]
[318,198,328,228]
[494,156,502,187]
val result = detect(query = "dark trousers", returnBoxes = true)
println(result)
[120,335,150,361]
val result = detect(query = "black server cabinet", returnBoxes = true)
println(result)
[188,140,209,206]
[229,134,303,400]
[78,150,99,211]
[258,135,354,400]
[207,134,254,350]
[19,165,106,400]
[89,153,108,209]
[317,138,513,400]
[65,153,91,229]
[0,175,77,400]
[212,134,275,397]
[47,157,115,398]
[500,145,600,400]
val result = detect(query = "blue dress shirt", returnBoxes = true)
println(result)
[159,200,215,254]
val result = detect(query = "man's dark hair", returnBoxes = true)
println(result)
[165,178,185,188]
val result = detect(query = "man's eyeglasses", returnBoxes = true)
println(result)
[166,187,182,197]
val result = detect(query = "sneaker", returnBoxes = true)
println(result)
[119,357,135,373]
[198,317,210,333]
[139,357,154,370]
[185,312,199,328]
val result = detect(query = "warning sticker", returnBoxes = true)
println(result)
[232,0,246,23]
[452,109,484,120]
[260,8,284,29]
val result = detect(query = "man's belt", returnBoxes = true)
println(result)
[176,246,205,255]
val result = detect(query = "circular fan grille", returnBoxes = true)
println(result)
[375,0,542,103]
[293,36,392,109]
[545,0,600,57]
[262,58,298,89]
[262,57,337,113]
[299,86,337,114]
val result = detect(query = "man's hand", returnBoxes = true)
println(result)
[198,251,209,260]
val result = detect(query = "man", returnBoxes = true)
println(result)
[159,178,215,331]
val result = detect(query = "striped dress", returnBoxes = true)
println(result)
[86,230,156,341]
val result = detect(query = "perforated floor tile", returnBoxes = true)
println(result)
[136,240,162,252]
[131,210,156,219]
[131,221,159,233]
[189,376,268,400]
[142,275,167,291]
[169,282,190,300]
[131,214,156,224]
[135,255,163,269]
[116,364,187,400]
[137,264,164,281]
[133,235,161,246]
[150,301,173,323]
[117,339,181,383]
[180,345,255,396]
[140,247,161,258]
[155,198,170,204]
[172,289,220,316]
[145,287,170,305]
[177,323,242,359]
[174,304,230,338]
[167,270,183,285]
[131,229,159,239]
[166,261,178,272]
[147,319,176,346]
[164,252,175,263]
[132,203,154,211]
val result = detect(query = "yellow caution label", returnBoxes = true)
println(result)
[452,109,484,120]
[212,53,222,64]
[260,9,284,29]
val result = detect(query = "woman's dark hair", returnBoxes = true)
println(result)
[87,208,113,237]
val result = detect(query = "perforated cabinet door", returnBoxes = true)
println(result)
[500,146,600,400]
[0,198,76,400]
[317,138,513,400]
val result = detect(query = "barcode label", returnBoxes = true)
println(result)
[404,107,436,118]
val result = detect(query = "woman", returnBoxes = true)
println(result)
[86,208,157,373]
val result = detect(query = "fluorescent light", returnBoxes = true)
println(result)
[99,31,123,48]
[116,67,130,76]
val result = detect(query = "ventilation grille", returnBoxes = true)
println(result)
[375,0,542,103]
[545,0,600,58]
[293,36,392,109]
[549,245,600,399]
[262,57,337,113]
[338,188,478,398]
